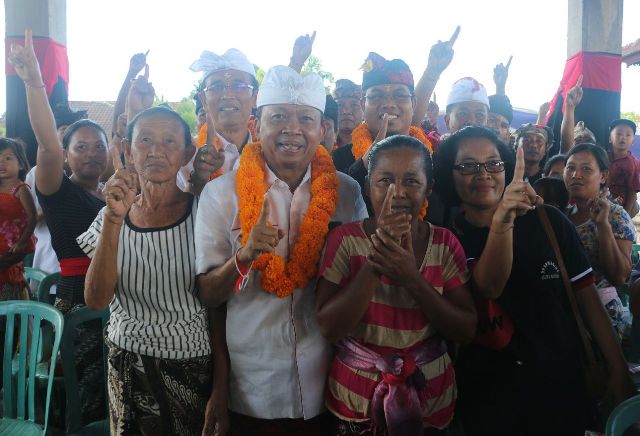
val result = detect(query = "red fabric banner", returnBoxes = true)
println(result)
[5,36,69,97]
[546,51,621,123]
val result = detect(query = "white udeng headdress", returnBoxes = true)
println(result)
[257,66,325,113]
[190,48,256,82]
[446,77,489,108]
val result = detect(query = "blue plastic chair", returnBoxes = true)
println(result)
[606,394,640,435]
[0,301,63,435]
[60,306,110,435]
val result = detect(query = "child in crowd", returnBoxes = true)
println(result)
[607,119,639,217]
[543,154,566,178]
[0,138,36,301]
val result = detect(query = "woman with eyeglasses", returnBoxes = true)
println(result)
[433,126,633,435]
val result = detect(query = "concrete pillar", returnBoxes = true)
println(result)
[564,0,623,147]
[568,0,623,57]
[4,0,67,164]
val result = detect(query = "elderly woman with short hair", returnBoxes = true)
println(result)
[81,105,226,435]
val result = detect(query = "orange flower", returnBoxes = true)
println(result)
[236,143,338,297]
[351,122,432,219]
[351,122,432,160]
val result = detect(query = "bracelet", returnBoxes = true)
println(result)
[490,224,515,234]
[234,246,253,293]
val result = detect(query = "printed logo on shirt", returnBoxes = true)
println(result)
[540,260,560,281]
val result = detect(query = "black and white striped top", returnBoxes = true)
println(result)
[77,196,210,359]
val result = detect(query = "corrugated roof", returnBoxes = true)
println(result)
[623,39,640,66]
[69,101,115,133]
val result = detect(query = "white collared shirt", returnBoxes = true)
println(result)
[195,166,367,419]
[176,130,248,191]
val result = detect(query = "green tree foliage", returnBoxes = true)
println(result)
[302,56,335,92]
[621,111,640,125]
[174,97,197,133]
[254,64,266,85]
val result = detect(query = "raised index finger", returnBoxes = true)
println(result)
[25,28,33,50]
[257,195,270,225]
[448,26,461,45]
[575,74,583,88]
[513,146,525,182]
[381,184,396,216]
[310,31,316,44]
[374,113,389,144]
[505,55,513,69]
[110,138,124,171]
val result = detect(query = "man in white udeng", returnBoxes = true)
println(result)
[195,65,367,434]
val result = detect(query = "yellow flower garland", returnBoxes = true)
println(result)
[236,143,338,298]
[350,122,433,219]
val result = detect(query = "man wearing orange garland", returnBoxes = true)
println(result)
[332,28,459,182]
[194,66,367,435]
[178,48,259,192]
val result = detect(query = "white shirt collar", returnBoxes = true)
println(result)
[265,162,312,191]
[216,129,253,153]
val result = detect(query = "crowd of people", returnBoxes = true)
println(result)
[1,25,639,435]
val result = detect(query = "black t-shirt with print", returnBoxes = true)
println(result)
[452,205,594,372]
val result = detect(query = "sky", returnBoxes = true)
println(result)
[1,0,639,115]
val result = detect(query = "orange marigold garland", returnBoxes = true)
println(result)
[351,122,433,219]
[236,143,338,298]
[351,123,432,161]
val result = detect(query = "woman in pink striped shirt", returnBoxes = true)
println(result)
[316,134,476,436]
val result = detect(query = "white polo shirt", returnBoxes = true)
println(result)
[195,165,367,419]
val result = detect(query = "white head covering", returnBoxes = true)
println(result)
[257,66,325,112]
[190,48,256,82]
[446,77,489,108]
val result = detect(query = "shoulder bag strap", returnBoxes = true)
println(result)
[537,206,598,365]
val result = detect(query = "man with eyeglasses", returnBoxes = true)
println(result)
[513,123,555,184]
[179,48,258,191]
[332,30,459,188]
[332,53,428,191]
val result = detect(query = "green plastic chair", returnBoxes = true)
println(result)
[22,253,34,269]
[0,301,63,435]
[606,394,640,435]
[60,306,110,435]
[36,273,59,306]
[23,267,46,297]
[23,268,58,305]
